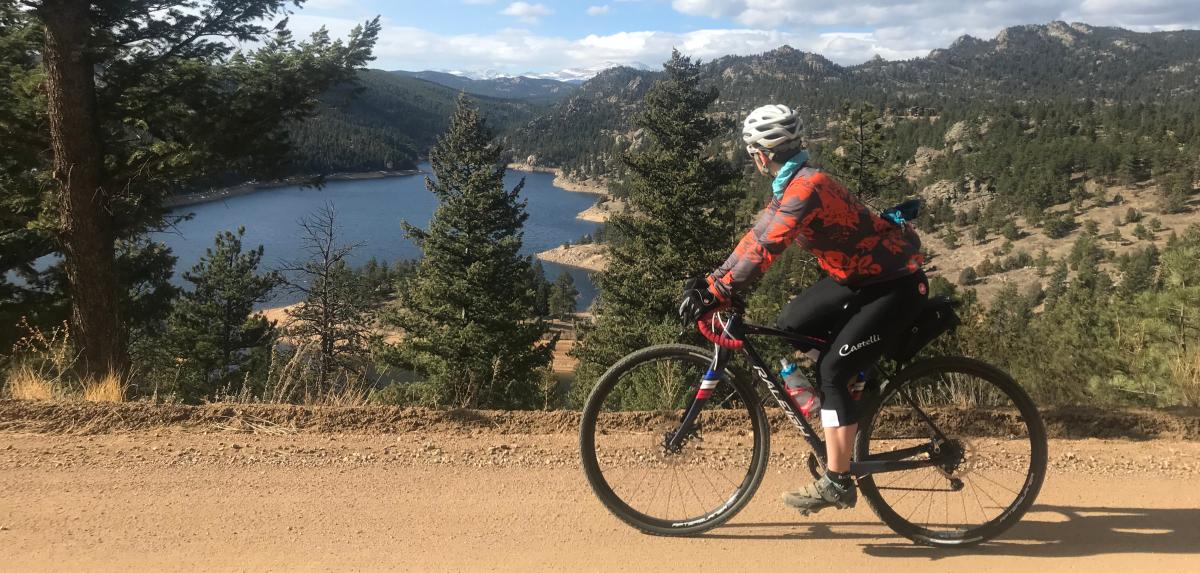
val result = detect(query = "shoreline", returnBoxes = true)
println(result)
[165,168,424,208]
[506,164,614,271]
[535,243,608,273]
[506,163,610,196]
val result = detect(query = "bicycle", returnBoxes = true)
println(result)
[579,294,1047,546]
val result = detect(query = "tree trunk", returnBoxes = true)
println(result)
[39,0,128,378]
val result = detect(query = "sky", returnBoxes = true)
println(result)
[288,0,1200,75]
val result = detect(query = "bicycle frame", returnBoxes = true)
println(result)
[669,310,951,478]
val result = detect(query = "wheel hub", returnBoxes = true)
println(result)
[936,439,977,479]
[661,423,702,456]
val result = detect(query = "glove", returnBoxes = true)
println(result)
[678,277,722,326]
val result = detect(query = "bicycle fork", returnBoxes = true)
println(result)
[665,346,730,452]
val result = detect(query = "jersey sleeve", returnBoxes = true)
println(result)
[708,177,819,301]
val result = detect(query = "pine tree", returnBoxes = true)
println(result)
[165,228,279,401]
[571,50,739,393]
[383,97,553,409]
[1,1,379,380]
[825,102,903,201]
[548,271,579,319]
[531,261,552,317]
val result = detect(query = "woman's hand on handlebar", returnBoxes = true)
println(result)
[678,277,723,326]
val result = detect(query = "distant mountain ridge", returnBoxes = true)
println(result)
[506,22,1200,176]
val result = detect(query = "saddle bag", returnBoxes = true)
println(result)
[888,296,961,363]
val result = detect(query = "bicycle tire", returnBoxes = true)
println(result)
[579,344,771,536]
[855,356,1048,547]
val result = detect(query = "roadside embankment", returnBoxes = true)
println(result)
[0,400,1196,440]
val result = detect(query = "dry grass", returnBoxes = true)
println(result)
[5,365,65,400]
[4,366,128,402]
[82,371,127,403]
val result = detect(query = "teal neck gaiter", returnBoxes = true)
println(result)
[772,150,809,198]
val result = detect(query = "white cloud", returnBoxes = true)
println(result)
[586,5,611,16]
[289,1,1200,77]
[501,2,553,24]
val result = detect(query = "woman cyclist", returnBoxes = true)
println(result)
[678,104,928,514]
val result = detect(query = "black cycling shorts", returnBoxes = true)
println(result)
[776,271,928,427]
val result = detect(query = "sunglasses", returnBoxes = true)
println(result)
[750,147,770,176]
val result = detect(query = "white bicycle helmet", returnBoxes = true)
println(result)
[742,104,802,153]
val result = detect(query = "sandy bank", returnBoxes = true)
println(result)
[535,243,609,273]
[575,197,626,223]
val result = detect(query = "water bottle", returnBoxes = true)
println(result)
[779,359,821,416]
[850,371,867,401]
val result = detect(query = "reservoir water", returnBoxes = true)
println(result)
[155,164,600,308]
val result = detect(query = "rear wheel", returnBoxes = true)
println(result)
[579,344,770,536]
[855,356,1047,547]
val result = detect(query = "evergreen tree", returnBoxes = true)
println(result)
[531,261,552,317]
[571,50,739,392]
[1118,245,1160,295]
[825,102,903,201]
[164,228,279,401]
[1159,170,1193,214]
[383,97,553,409]
[0,1,379,380]
[548,271,579,319]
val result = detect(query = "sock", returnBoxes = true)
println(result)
[825,470,853,489]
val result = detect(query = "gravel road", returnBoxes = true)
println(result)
[2,431,1197,572]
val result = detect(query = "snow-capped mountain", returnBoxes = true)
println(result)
[443,61,653,84]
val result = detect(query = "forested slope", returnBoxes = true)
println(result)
[288,70,544,174]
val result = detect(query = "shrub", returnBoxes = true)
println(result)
[977,259,998,276]
[1001,220,1020,241]
[958,266,978,285]
[942,227,960,249]
[1125,207,1142,224]
[1133,223,1152,240]
[973,224,988,244]
[1043,213,1076,239]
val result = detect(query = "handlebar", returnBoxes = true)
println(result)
[696,315,744,350]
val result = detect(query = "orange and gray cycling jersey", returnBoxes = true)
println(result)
[708,165,924,301]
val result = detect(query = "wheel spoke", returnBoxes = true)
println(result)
[859,358,1046,545]
[581,346,767,533]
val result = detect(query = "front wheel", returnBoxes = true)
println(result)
[579,344,770,536]
[855,356,1047,547]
